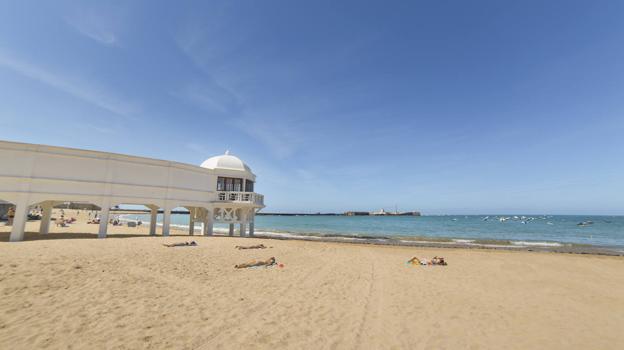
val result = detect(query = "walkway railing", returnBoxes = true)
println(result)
[216,191,264,206]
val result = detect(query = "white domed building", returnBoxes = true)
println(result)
[0,140,264,241]
[201,151,254,175]
[199,151,263,235]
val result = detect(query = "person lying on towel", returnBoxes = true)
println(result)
[235,257,276,269]
[163,241,197,247]
[235,244,268,250]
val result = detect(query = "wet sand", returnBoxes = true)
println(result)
[1,211,623,349]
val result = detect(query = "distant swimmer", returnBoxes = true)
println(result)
[577,221,593,226]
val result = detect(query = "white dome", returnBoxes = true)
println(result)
[200,151,252,173]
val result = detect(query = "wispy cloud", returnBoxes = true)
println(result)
[230,117,304,159]
[174,81,243,115]
[86,124,117,134]
[184,142,210,154]
[173,18,247,116]
[0,49,139,117]
[64,8,121,46]
[67,20,117,46]
[173,15,314,160]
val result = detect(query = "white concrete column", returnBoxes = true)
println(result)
[239,210,247,237]
[149,207,157,236]
[203,210,213,236]
[39,202,53,235]
[249,211,255,237]
[189,217,195,236]
[228,223,234,236]
[162,207,171,236]
[188,208,197,235]
[98,205,110,239]
[9,196,30,242]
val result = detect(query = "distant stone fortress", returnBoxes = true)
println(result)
[345,209,421,216]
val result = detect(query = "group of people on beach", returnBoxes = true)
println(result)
[55,216,77,227]
[54,209,77,227]
[162,239,447,269]
[4,206,44,225]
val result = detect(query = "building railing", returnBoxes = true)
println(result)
[216,191,264,206]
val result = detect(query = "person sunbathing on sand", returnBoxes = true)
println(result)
[163,241,197,247]
[235,257,276,269]
[235,244,268,250]
[431,256,447,265]
[407,257,425,265]
[408,256,447,266]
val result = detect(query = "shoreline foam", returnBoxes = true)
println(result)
[251,231,621,256]
[115,214,623,256]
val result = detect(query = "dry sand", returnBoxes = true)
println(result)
[1,210,623,349]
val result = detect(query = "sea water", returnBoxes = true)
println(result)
[118,213,624,250]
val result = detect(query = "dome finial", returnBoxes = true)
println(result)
[225,149,230,155]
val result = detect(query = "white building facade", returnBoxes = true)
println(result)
[0,140,264,242]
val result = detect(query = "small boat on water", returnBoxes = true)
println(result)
[577,221,594,227]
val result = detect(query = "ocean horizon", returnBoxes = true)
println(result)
[117,213,624,251]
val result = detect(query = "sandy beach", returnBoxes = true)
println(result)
[1,211,623,349]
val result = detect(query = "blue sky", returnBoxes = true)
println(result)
[1,0,623,214]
